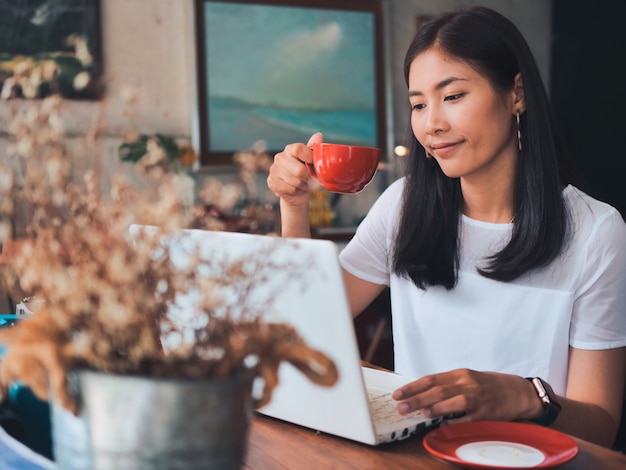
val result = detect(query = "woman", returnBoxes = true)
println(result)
[267,6,626,448]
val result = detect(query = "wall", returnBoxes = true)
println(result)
[0,0,194,203]
[0,0,553,229]
[550,0,626,218]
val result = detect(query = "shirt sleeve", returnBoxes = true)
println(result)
[570,206,626,349]
[338,178,404,286]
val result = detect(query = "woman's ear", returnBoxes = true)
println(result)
[513,72,525,114]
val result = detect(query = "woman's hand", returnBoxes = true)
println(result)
[267,133,324,238]
[267,132,323,207]
[392,369,540,424]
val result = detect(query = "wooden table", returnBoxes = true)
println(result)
[245,413,626,469]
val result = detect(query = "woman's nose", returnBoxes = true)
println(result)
[424,106,448,136]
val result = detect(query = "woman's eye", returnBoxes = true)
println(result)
[411,103,426,111]
[444,93,465,102]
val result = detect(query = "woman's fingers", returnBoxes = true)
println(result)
[267,134,324,205]
[306,132,324,147]
[393,369,529,422]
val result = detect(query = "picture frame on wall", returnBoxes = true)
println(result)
[0,0,103,100]
[194,0,386,166]
[414,15,433,32]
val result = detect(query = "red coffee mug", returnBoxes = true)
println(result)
[306,143,380,194]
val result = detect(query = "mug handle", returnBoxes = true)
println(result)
[305,147,324,186]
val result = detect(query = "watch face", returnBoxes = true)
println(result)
[527,377,561,425]
[537,378,561,408]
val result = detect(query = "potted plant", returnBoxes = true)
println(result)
[0,96,338,469]
[118,131,200,209]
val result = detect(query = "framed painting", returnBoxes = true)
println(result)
[0,0,103,100]
[414,15,433,32]
[194,0,385,166]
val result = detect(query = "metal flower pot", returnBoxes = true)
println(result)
[51,369,254,470]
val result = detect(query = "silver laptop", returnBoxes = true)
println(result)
[129,225,441,445]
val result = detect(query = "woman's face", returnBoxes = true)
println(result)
[408,48,521,183]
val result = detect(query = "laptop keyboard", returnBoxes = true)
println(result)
[367,391,423,425]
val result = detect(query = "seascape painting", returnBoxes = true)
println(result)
[0,0,102,100]
[197,0,382,163]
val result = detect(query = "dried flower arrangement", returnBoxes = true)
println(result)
[0,96,338,414]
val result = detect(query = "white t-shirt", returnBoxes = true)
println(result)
[339,180,626,394]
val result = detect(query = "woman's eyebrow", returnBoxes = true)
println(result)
[408,76,467,97]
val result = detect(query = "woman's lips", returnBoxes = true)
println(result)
[430,141,463,158]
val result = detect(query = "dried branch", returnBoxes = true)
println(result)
[0,96,337,413]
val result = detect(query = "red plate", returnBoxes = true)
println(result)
[423,421,578,469]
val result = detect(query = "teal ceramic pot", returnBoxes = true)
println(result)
[0,315,53,460]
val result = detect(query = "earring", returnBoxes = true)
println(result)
[516,111,522,151]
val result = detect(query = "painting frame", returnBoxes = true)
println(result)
[414,15,433,33]
[193,0,386,166]
[0,0,103,101]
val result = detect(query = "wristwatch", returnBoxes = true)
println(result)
[526,377,562,426]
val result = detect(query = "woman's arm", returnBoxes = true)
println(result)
[268,134,387,319]
[342,269,386,319]
[391,346,626,447]
[278,199,310,239]
[554,346,626,447]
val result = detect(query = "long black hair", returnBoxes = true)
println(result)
[393,6,583,289]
